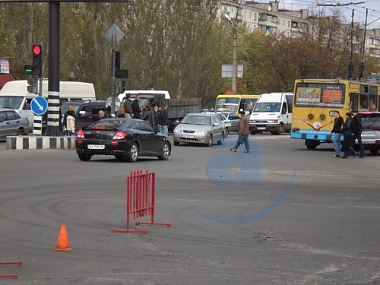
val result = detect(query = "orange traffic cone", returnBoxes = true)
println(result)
[55,225,72,252]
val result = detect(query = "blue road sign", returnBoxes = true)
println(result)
[31,96,48,116]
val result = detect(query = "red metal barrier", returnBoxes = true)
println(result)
[0,261,22,279]
[110,170,171,234]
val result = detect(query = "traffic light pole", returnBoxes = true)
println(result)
[45,1,61,136]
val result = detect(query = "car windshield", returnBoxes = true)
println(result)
[89,119,131,129]
[216,113,226,121]
[253,102,281,112]
[0,96,24,109]
[182,114,211,126]
[361,113,380,130]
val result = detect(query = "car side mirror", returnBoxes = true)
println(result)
[79,111,86,116]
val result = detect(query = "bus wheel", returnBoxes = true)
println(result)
[305,140,319,150]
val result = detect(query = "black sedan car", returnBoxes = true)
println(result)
[75,118,171,162]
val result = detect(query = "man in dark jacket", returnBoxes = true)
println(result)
[142,104,155,128]
[160,102,169,136]
[352,110,365,158]
[331,110,344,157]
[123,94,133,118]
[341,112,355,158]
[132,95,141,119]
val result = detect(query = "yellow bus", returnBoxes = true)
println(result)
[291,78,380,149]
[215,94,260,114]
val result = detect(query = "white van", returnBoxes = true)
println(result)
[249,92,294,135]
[0,80,96,125]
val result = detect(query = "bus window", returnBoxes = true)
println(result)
[359,94,369,110]
[369,86,377,111]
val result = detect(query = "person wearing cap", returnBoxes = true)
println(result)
[352,110,365,158]
[230,110,250,153]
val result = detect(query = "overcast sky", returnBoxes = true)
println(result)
[278,0,380,29]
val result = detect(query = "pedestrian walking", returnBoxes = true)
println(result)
[352,110,365,158]
[341,112,355,158]
[230,110,250,153]
[331,110,343,157]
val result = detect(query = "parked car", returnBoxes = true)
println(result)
[75,118,171,162]
[0,108,32,139]
[173,113,226,146]
[360,111,380,155]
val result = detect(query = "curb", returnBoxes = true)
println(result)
[6,136,76,150]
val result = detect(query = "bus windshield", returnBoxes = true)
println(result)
[215,98,239,112]
[254,102,281,112]
[0,96,24,109]
[294,83,345,108]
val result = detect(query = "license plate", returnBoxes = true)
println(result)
[88,144,105,149]
[257,127,266,130]
[362,131,374,135]
[183,135,194,138]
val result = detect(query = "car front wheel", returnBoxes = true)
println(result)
[158,142,170,160]
[207,135,213,147]
[127,142,139,162]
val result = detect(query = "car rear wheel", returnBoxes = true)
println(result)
[158,142,170,160]
[17,128,24,135]
[78,153,92,161]
[369,146,379,155]
[127,142,139,162]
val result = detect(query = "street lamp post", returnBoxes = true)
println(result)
[232,18,238,93]
[225,12,239,93]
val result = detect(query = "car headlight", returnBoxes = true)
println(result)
[195,130,207,135]
[174,128,182,134]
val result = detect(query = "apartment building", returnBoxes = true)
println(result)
[219,0,380,59]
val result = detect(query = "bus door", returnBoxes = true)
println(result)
[349,92,360,111]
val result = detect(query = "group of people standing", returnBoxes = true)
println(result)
[331,110,365,158]
[122,94,169,136]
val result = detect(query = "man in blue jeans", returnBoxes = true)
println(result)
[331,110,343,157]
[230,110,250,153]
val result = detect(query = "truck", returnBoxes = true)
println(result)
[117,90,201,132]
[249,92,294,135]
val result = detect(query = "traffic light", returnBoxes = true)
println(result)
[25,45,43,76]
[27,78,38,94]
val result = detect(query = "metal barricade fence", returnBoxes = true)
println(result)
[110,170,171,234]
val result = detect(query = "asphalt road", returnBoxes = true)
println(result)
[1,134,379,285]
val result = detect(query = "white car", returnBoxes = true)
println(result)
[360,112,380,155]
